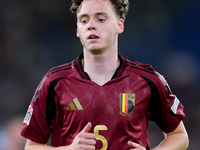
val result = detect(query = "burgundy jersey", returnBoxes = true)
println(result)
[21,53,185,150]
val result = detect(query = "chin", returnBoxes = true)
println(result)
[87,48,106,55]
[90,49,104,55]
[86,45,103,52]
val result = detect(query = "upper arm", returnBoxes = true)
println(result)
[25,139,45,147]
[24,139,53,150]
[163,121,188,138]
[163,121,189,149]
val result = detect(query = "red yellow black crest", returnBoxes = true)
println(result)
[120,88,135,114]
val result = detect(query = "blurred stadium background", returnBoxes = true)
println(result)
[0,0,199,149]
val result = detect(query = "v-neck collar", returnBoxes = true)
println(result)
[75,53,126,81]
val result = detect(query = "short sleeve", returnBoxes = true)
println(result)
[21,75,53,144]
[147,72,185,133]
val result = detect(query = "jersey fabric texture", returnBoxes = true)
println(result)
[21,53,185,150]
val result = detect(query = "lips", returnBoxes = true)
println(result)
[88,34,99,40]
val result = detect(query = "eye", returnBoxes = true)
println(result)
[81,19,89,24]
[98,18,106,22]
[79,17,89,24]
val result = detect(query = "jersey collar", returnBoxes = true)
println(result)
[75,53,126,80]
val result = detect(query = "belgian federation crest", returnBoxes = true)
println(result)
[120,88,135,114]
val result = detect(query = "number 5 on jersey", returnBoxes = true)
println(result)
[94,125,108,150]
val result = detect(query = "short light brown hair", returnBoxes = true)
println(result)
[70,0,129,21]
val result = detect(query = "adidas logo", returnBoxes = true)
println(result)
[66,98,83,110]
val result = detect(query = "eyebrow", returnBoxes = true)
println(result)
[77,12,109,19]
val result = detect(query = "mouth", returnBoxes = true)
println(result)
[88,34,99,40]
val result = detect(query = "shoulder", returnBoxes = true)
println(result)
[46,60,76,81]
[37,60,76,90]
[31,60,76,102]
[125,59,155,75]
[124,58,171,93]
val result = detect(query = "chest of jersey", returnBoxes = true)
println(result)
[54,72,151,149]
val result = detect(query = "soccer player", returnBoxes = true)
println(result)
[21,0,189,149]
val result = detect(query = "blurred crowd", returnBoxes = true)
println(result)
[0,0,199,149]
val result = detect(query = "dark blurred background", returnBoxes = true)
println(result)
[0,0,199,149]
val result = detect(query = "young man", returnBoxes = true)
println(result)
[21,0,189,149]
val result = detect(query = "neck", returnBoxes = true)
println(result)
[82,49,119,86]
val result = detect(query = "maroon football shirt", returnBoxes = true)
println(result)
[21,53,185,150]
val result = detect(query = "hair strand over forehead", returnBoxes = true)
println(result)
[70,0,129,21]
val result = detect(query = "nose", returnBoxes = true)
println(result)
[88,26,96,30]
[88,18,96,30]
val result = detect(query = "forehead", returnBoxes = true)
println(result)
[77,0,115,17]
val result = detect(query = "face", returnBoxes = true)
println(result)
[76,0,124,54]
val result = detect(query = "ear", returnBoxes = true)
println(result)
[76,23,80,37]
[117,18,124,34]
[77,28,80,37]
